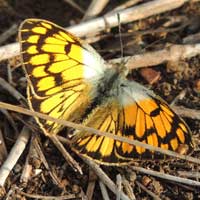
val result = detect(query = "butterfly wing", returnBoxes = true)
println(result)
[19,19,106,135]
[72,80,193,165]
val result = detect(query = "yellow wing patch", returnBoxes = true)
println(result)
[19,19,94,135]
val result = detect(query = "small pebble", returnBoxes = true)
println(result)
[140,68,161,84]
[194,79,200,93]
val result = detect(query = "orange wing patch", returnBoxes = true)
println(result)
[72,98,193,165]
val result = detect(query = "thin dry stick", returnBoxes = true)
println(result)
[0,23,18,45]
[86,170,97,200]
[0,0,194,61]
[0,126,31,187]
[82,156,130,200]
[0,108,18,134]
[172,106,200,120]
[131,166,200,187]
[183,32,200,44]
[66,0,193,37]
[0,102,199,166]
[0,129,7,161]
[20,137,34,183]
[86,181,96,200]
[177,171,200,179]
[50,135,82,174]
[0,42,19,61]
[99,181,111,200]
[135,181,161,200]
[62,0,84,14]
[83,0,110,20]
[18,189,79,200]
[112,0,142,12]
[0,77,26,103]
[116,174,122,200]
[122,177,136,200]
[32,135,61,185]
[110,43,200,69]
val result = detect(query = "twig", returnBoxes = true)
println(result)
[86,169,97,200]
[177,171,200,179]
[0,77,26,104]
[32,135,61,185]
[112,0,142,12]
[82,156,130,200]
[0,0,194,61]
[110,43,200,69]
[4,187,13,199]
[0,102,199,166]
[131,166,200,187]
[172,106,200,120]
[62,0,84,14]
[183,32,200,44]
[0,42,19,61]
[170,90,186,106]
[7,63,14,86]
[122,177,136,200]
[116,174,122,200]
[67,0,192,37]
[0,108,18,134]
[50,135,82,174]
[135,180,161,200]
[18,189,80,199]
[99,181,111,200]
[0,129,7,162]
[0,126,31,187]
[83,0,110,21]
[0,23,18,45]
[20,136,34,184]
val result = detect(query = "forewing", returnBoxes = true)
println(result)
[19,19,105,135]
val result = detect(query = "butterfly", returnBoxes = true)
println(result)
[19,19,193,165]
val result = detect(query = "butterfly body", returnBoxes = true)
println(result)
[19,19,193,165]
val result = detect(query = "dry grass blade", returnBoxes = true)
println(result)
[50,135,82,174]
[172,106,200,120]
[99,181,111,200]
[82,156,130,200]
[112,0,142,12]
[18,189,80,199]
[122,177,136,200]
[0,77,26,103]
[0,102,200,164]
[32,135,61,185]
[83,0,109,21]
[62,0,84,14]
[20,138,33,184]
[0,101,198,166]
[86,170,97,200]
[0,129,7,162]
[131,166,200,187]
[116,174,122,200]
[135,181,161,200]
[0,126,31,187]
[0,23,18,45]
[0,108,18,134]
[110,44,200,69]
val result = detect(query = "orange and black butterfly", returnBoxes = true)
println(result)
[19,19,193,165]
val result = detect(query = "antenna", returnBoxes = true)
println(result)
[117,13,124,60]
[117,13,129,76]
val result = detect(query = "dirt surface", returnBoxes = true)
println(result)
[0,1,200,199]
